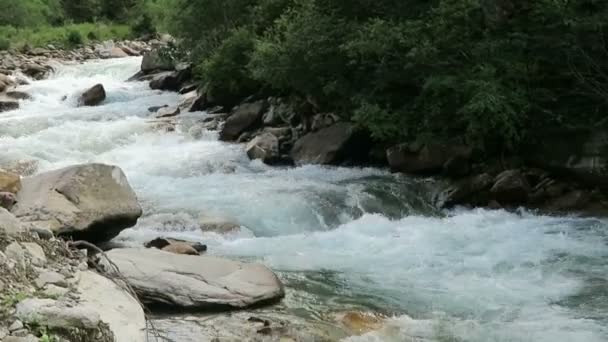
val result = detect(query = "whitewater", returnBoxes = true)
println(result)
[1,57,607,341]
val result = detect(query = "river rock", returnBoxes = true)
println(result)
[0,170,21,193]
[291,122,371,165]
[12,163,142,243]
[104,248,285,309]
[490,169,531,204]
[109,47,129,58]
[199,216,241,234]
[0,100,19,112]
[6,91,31,100]
[5,242,46,267]
[333,311,386,336]
[78,84,106,106]
[437,173,495,208]
[0,208,25,235]
[220,100,268,141]
[525,128,608,189]
[22,63,51,80]
[144,237,207,255]
[0,192,17,210]
[141,49,174,73]
[387,143,471,175]
[76,270,146,342]
[246,133,280,164]
[149,66,192,92]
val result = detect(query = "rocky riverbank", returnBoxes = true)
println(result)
[135,46,608,218]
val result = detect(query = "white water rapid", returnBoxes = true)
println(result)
[1,58,607,342]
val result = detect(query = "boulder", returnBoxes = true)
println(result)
[5,242,46,268]
[104,248,285,309]
[78,84,106,106]
[149,67,192,92]
[220,100,268,141]
[109,47,129,58]
[525,128,608,190]
[291,123,371,165]
[141,49,174,74]
[0,192,17,210]
[387,143,471,175]
[199,216,241,234]
[6,91,31,100]
[144,237,207,255]
[155,106,180,118]
[436,173,494,208]
[77,271,146,342]
[490,169,531,204]
[0,100,19,112]
[12,163,142,243]
[0,208,25,235]
[246,133,280,164]
[22,63,51,80]
[0,170,21,193]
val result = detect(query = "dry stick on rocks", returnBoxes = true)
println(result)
[68,240,163,342]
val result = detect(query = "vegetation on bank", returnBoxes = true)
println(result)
[153,0,608,155]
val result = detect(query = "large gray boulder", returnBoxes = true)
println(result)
[220,100,268,141]
[291,122,370,165]
[12,164,142,243]
[141,49,174,74]
[525,129,608,189]
[104,248,285,309]
[246,133,280,164]
[78,84,106,106]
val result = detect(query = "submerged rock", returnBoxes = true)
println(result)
[0,100,19,112]
[199,216,242,234]
[246,132,280,164]
[78,84,106,106]
[12,163,142,243]
[104,248,285,309]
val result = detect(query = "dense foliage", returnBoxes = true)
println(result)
[159,0,608,153]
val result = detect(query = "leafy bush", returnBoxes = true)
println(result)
[67,30,83,46]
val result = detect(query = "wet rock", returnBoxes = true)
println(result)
[490,169,531,204]
[12,163,142,243]
[0,170,21,193]
[199,216,241,234]
[149,66,192,92]
[333,311,386,336]
[387,143,471,175]
[220,100,268,141]
[0,100,19,112]
[155,106,180,118]
[6,91,31,100]
[291,122,371,165]
[104,248,285,309]
[78,84,106,106]
[0,208,25,235]
[144,237,207,255]
[437,173,495,208]
[22,63,51,80]
[246,132,280,164]
[148,104,168,113]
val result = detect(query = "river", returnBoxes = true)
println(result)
[1,57,607,342]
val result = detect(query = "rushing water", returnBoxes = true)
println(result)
[1,58,607,341]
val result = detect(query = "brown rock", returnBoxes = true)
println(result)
[79,84,106,106]
[0,170,21,193]
[490,169,531,204]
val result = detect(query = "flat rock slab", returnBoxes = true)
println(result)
[105,248,285,309]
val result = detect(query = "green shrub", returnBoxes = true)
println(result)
[0,38,10,51]
[67,30,83,46]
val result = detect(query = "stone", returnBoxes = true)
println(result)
[199,216,241,234]
[5,242,46,267]
[246,133,280,164]
[0,192,17,210]
[144,237,207,255]
[263,98,296,126]
[12,163,142,243]
[120,46,140,56]
[0,170,21,193]
[291,123,371,165]
[6,91,31,100]
[0,100,19,112]
[35,270,67,288]
[490,169,531,204]
[3,335,38,342]
[104,248,285,309]
[220,100,268,141]
[387,143,471,175]
[149,67,192,92]
[16,298,102,329]
[77,271,146,342]
[78,84,106,106]
[9,320,23,332]
[0,208,25,235]
[333,311,386,336]
[437,173,496,208]
[155,106,180,118]
[43,284,69,298]
[31,227,54,240]
[22,63,51,80]
[109,47,129,58]
[525,129,608,190]
[141,49,174,73]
